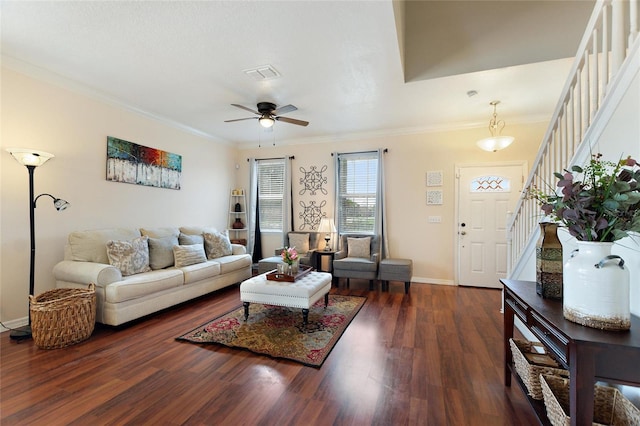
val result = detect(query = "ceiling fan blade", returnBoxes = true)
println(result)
[272,104,297,115]
[224,117,258,123]
[231,104,260,115]
[276,116,309,127]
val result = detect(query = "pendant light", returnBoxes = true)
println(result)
[476,101,514,152]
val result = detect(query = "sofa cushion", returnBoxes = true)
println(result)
[173,244,207,267]
[179,226,217,236]
[177,260,221,284]
[215,254,253,274]
[69,228,141,264]
[204,231,232,259]
[348,237,371,258]
[288,233,310,254]
[106,236,152,276]
[148,235,179,270]
[140,227,180,239]
[104,269,184,303]
[179,233,203,246]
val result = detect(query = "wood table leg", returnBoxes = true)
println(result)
[324,293,329,308]
[243,302,250,321]
[302,308,309,326]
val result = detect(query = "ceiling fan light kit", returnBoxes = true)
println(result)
[476,100,514,152]
[225,101,309,129]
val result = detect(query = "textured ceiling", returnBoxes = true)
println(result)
[1,1,595,147]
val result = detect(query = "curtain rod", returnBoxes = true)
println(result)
[247,156,295,161]
[331,149,388,156]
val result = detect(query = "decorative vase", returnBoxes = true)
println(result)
[563,241,630,330]
[234,203,242,212]
[291,259,299,275]
[232,218,244,229]
[535,222,563,299]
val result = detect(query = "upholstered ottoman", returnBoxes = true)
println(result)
[240,271,332,326]
[257,256,284,274]
[379,258,413,294]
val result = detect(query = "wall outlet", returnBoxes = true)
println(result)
[428,216,442,223]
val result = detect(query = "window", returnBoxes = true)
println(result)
[257,159,285,231]
[337,151,378,234]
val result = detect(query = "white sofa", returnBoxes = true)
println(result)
[53,226,252,326]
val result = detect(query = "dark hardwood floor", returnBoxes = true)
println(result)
[1,280,537,425]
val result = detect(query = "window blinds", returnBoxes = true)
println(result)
[257,158,285,231]
[337,151,378,233]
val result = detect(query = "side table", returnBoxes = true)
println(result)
[314,250,336,273]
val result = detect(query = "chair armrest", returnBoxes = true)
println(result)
[371,253,379,263]
[53,260,122,287]
[231,244,246,255]
[274,247,285,256]
[334,250,347,260]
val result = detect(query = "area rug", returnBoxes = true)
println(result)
[176,295,366,367]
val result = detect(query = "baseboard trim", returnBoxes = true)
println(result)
[411,277,456,286]
[0,316,28,333]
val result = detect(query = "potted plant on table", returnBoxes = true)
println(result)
[528,153,640,330]
[281,246,299,275]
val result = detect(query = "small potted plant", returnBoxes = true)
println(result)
[528,153,640,330]
[280,246,299,275]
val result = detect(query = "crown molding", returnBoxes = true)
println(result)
[2,55,231,146]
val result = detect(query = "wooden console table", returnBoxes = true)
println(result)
[502,279,640,426]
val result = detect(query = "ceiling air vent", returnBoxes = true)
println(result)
[243,65,281,81]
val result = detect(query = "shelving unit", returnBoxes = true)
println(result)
[228,189,247,246]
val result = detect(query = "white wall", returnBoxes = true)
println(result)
[237,121,544,285]
[1,68,236,325]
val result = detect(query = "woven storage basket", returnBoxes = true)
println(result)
[29,283,96,349]
[510,338,568,400]
[540,374,640,426]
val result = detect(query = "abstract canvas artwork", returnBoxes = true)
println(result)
[106,136,182,190]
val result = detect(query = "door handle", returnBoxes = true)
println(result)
[460,231,466,235]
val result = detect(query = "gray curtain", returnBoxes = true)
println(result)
[376,148,389,259]
[282,157,293,247]
[247,158,258,257]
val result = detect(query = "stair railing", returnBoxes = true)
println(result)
[507,0,639,274]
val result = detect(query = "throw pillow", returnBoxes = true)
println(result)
[173,244,207,267]
[348,237,371,258]
[148,235,179,270]
[288,233,310,254]
[106,236,152,276]
[179,232,203,246]
[203,231,232,259]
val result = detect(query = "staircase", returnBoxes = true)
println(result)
[507,0,640,303]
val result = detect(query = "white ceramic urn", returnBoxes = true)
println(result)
[563,241,631,330]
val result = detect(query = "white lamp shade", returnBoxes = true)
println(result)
[476,136,514,152]
[6,148,55,166]
[318,218,336,233]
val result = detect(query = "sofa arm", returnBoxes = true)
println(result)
[371,253,379,263]
[53,260,122,287]
[231,244,247,255]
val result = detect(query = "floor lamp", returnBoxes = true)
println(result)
[6,148,70,341]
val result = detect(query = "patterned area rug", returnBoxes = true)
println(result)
[176,294,365,367]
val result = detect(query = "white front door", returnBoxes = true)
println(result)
[456,163,526,288]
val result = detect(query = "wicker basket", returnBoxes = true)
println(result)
[29,283,96,349]
[540,374,640,426]
[510,338,568,400]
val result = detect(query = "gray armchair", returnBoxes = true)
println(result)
[257,232,322,274]
[332,234,380,289]
[278,231,321,268]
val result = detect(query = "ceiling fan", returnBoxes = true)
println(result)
[225,102,309,128]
